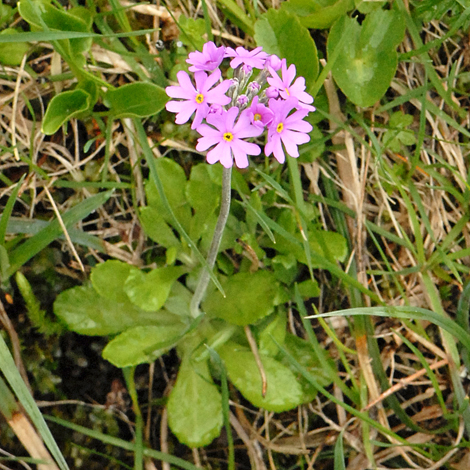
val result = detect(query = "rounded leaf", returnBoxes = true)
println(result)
[102,323,186,367]
[167,358,223,448]
[106,82,168,118]
[220,342,303,412]
[90,260,133,303]
[124,266,186,312]
[254,9,318,87]
[203,271,279,326]
[0,29,29,66]
[42,89,91,135]
[281,0,354,29]
[327,9,405,107]
[53,285,180,335]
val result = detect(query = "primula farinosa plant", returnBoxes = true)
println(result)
[54,42,335,451]
[165,42,315,168]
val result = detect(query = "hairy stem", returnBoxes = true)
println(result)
[190,166,232,317]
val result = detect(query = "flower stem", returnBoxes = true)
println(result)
[190,166,232,317]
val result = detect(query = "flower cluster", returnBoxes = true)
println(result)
[166,42,314,168]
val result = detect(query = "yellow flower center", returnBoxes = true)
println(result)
[276,122,284,133]
[285,88,290,96]
[254,113,262,121]
[223,132,234,142]
[195,93,204,104]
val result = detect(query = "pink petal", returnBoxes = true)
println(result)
[273,138,286,163]
[231,142,249,168]
[234,138,261,156]
[166,85,194,100]
[200,69,221,92]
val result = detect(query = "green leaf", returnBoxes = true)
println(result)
[254,9,318,88]
[314,306,470,354]
[219,342,304,412]
[263,211,347,266]
[18,0,92,57]
[90,260,133,304]
[53,285,181,336]
[281,0,354,29]
[0,28,29,65]
[296,279,320,299]
[186,164,221,241]
[42,89,91,135]
[178,16,206,50]
[6,191,112,278]
[216,0,254,36]
[106,82,168,118]
[139,206,181,248]
[327,9,405,107]
[145,158,192,233]
[167,357,223,448]
[281,333,333,402]
[164,281,192,317]
[102,323,186,368]
[124,266,187,312]
[203,271,279,326]
[257,312,287,357]
[0,2,13,25]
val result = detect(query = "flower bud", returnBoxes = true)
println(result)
[246,81,261,101]
[265,86,279,99]
[236,94,249,110]
[227,78,239,100]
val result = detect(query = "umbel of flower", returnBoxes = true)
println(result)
[165,42,314,168]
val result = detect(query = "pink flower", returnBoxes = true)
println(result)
[186,42,225,72]
[166,69,231,129]
[244,96,273,128]
[265,98,312,164]
[225,46,269,70]
[196,106,263,168]
[267,59,315,112]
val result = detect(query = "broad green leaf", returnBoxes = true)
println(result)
[53,285,181,336]
[139,206,181,248]
[106,82,168,118]
[124,266,186,312]
[257,312,287,357]
[167,357,223,447]
[263,211,347,266]
[0,28,29,65]
[145,158,192,233]
[186,164,220,219]
[102,323,186,368]
[0,2,13,25]
[178,16,205,50]
[254,9,318,87]
[281,0,354,29]
[18,0,92,57]
[164,281,192,317]
[219,342,303,412]
[186,164,221,241]
[203,271,279,326]
[90,260,133,304]
[281,333,333,402]
[42,89,91,135]
[296,279,320,299]
[327,9,405,107]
